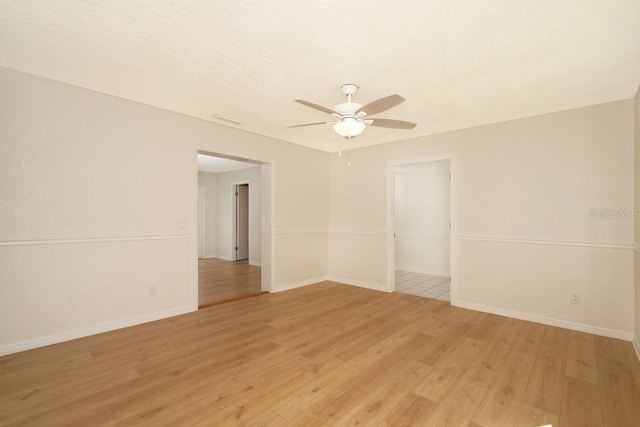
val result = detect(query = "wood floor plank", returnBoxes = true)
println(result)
[511,322,547,357]
[623,341,640,399]
[565,330,599,383]
[270,357,354,421]
[2,282,639,426]
[5,405,118,427]
[422,338,512,425]
[0,366,140,425]
[519,326,569,417]
[332,360,431,426]
[422,380,489,426]
[513,404,558,427]
[458,338,511,388]
[413,337,485,402]
[595,336,640,426]
[241,408,289,427]
[559,376,603,427]
[379,392,438,426]
[470,349,536,426]
[491,317,527,346]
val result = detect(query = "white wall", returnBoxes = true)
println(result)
[0,68,330,354]
[197,172,217,258]
[329,100,635,339]
[213,166,262,265]
[395,161,450,276]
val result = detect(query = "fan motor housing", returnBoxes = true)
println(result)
[334,102,362,116]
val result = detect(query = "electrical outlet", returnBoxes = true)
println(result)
[570,293,580,304]
[177,219,185,229]
[148,285,157,297]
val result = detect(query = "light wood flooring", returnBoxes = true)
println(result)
[1,282,640,426]
[198,257,262,308]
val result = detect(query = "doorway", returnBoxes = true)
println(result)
[389,157,453,302]
[196,152,270,308]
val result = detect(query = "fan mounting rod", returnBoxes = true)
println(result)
[341,84,359,103]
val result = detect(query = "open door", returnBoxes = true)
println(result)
[235,184,249,261]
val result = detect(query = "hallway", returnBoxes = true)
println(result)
[198,258,262,307]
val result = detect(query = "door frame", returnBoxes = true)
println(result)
[197,184,206,259]
[194,150,273,310]
[386,154,457,305]
[231,181,250,261]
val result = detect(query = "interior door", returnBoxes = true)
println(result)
[235,184,249,261]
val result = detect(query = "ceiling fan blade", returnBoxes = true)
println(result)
[294,99,337,115]
[356,94,405,116]
[368,118,417,129]
[288,121,328,128]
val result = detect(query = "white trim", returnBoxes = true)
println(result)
[455,299,633,341]
[249,260,262,267]
[0,234,192,247]
[193,152,201,309]
[458,235,632,250]
[273,276,328,293]
[197,184,206,259]
[633,335,640,363]
[0,305,194,356]
[326,276,388,293]
[262,163,274,293]
[633,242,640,253]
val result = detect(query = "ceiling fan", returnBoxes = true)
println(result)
[290,84,417,139]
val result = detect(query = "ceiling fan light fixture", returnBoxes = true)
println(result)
[333,117,366,138]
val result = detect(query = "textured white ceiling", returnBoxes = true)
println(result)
[197,154,257,174]
[1,1,639,152]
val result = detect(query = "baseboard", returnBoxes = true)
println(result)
[325,276,389,293]
[273,276,328,293]
[216,255,233,262]
[455,299,633,341]
[0,305,194,356]
[249,260,262,267]
[633,335,640,363]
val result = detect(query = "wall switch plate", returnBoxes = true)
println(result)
[148,285,157,296]
[570,293,580,304]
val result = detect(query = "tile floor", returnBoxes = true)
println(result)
[395,270,451,302]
